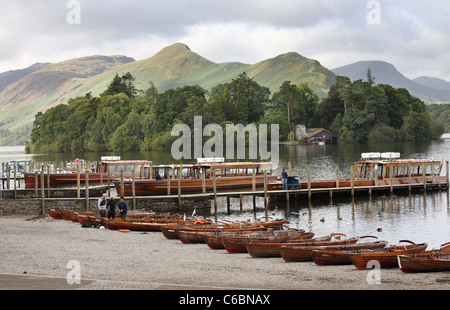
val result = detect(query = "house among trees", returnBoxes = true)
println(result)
[295,125,338,144]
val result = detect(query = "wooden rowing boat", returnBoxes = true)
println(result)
[398,252,450,273]
[312,241,390,265]
[177,228,280,244]
[311,236,388,265]
[102,218,182,231]
[222,231,315,254]
[396,242,450,273]
[160,223,265,239]
[48,209,63,219]
[60,210,70,220]
[279,237,361,262]
[350,240,428,269]
[244,234,342,258]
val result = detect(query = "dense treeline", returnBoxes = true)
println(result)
[318,72,444,143]
[427,103,450,133]
[26,71,444,153]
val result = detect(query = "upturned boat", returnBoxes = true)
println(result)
[350,240,428,269]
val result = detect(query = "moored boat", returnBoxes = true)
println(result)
[279,237,361,262]
[160,222,264,239]
[25,157,151,188]
[398,252,450,273]
[222,230,314,254]
[268,152,445,192]
[115,159,277,196]
[245,233,350,258]
[48,209,62,219]
[350,240,428,269]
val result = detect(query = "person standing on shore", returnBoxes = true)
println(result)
[106,197,117,219]
[117,196,128,219]
[282,168,288,190]
[97,193,107,217]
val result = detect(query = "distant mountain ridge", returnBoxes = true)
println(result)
[1,43,449,138]
[332,60,450,103]
[0,43,335,131]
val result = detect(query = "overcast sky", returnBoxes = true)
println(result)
[1,0,449,80]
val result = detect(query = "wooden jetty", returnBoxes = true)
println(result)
[1,153,448,218]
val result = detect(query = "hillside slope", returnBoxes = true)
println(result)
[332,60,450,103]
[0,43,336,131]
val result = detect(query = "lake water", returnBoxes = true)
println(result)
[1,140,449,249]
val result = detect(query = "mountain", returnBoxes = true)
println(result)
[0,63,50,93]
[0,55,134,130]
[413,76,450,92]
[73,43,335,97]
[332,60,450,103]
[0,43,335,131]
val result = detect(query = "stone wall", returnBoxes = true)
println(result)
[0,191,212,217]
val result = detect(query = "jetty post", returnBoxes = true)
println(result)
[335,165,339,188]
[132,170,136,210]
[446,161,449,188]
[34,171,38,198]
[213,168,218,214]
[422,163,426,191]
[85,170,89,211]
[408,162,412,192]
[178,165,182,208]
[76,165,80,198]
[120,170,124,197]
[167,168,171,195]
[40,168,45,214]
[264,168,268,216]
[307,166,311,200]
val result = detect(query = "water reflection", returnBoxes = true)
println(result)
[214,189,450,249]
[1,141,449,249]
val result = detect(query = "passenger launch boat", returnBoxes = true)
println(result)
[114,158,276,196]
[268,152,445,191]
[24,156,151,188]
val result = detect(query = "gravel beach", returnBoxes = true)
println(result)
[0,216,449,291]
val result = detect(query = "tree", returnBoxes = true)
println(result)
[101,72,137,98]
[366,67,375,85]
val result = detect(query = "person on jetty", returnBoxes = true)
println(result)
[106,197,117,219]
[282,168,288,190]
[117,196,128,219]
[97,193,107,217]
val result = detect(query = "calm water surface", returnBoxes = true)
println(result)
[2,140,449,248]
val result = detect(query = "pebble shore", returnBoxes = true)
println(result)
[0,216,449,291]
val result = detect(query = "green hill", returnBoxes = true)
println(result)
[0,43,335,133]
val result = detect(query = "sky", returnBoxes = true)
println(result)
[1,0,450,81]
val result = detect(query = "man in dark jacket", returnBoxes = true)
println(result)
[117,196,128,219]
[282,168,288,190]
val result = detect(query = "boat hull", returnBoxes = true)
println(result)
[115,175,278,196]
[398,253,450,273]
[350,243,428,269]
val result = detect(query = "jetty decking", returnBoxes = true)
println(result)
[1,159,448,218]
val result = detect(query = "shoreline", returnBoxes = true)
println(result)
[0,216,449,291]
